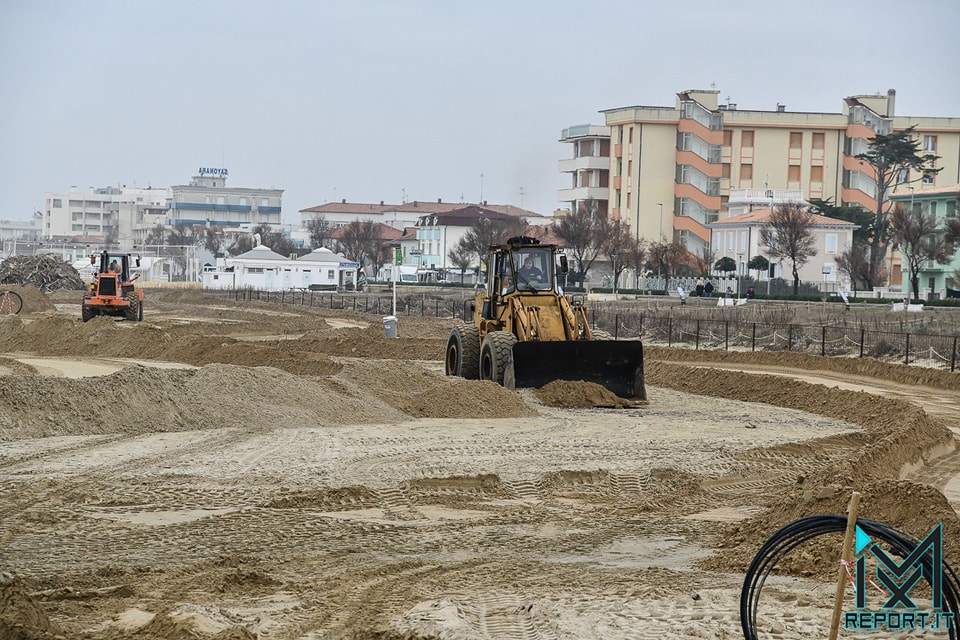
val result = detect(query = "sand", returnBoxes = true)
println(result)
[1,289,958,639]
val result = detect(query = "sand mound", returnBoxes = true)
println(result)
[1,284,57,315]
[0,573,61,640]
[533,380,628,408]
[399,379,538,418]
[703,478,960,578]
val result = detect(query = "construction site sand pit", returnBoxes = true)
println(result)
[1,289,959,639]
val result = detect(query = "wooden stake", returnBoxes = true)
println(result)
[829,491,861,640]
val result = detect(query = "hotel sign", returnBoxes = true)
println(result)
[198,167,229,177]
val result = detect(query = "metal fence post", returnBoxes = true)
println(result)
[667,317,672,347]
[788,325,793,351]
[614,314,619,340]
[905,333,910,365]
[822,326,826,357]
[724,320,729,351]
[952,337,957,372]
[751,323,756,351]
[696,319,701,350]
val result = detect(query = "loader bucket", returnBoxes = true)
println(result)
[506,340,645,400]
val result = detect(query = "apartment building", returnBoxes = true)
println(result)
[43,185,168,244]
[561,89,960,258]
[888,184,960,298]
[43,169,284,249]
[166,169,283,230]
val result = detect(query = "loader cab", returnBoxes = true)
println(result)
[489,244,556,297]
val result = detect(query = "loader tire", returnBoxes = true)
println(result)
[480,331,517,386]
[81,304,96,322]
[445,325,480,379]
[137,298,144,321]
[125,293,139,322]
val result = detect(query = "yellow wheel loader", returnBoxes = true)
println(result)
[445,236,645,400]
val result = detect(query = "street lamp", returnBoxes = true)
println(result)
[657,203,664,286]
[611,254,617,298]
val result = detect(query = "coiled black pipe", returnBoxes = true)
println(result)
[741,514,960,639]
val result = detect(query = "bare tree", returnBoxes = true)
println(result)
[201,225,224,257]
[337,220,384,269]
[856,125,941,288]
[553,202,604,285]
[835,242,871,293]
[649,239,689,280]
[693,246,716,276]
[759,204,817,295]
[306,215,331,248]
[890,203,956,301]
[447,243,473,284]
[598,217,632,289]
[457,214,529,267]
[144,224,166,246]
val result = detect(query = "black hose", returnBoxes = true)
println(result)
[741,514,960,639]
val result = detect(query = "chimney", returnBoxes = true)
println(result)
[886,88,896,116]
[341,198,346,204]
[380,200,384,205]
[437,198,442,203]
[776,103,786,112]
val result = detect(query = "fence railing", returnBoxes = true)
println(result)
[204,289,960,372]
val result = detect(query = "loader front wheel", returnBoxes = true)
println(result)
[81,304,96,322]
[125,293,139,322]
[479,331,517,386]
[445,325,480,379]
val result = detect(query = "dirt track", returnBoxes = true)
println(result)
[1,285,959,639]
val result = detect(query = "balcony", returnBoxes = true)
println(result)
[558,156,609,173]
[558,186,609,203]
[560,124,611,141]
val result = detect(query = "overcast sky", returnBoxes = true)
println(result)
[2,0,958,224]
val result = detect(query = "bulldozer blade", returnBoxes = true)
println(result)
[506,340,645,400]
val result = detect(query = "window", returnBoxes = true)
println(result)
[327,269,335,279]
[789,132,802,149]
[240,197,247,205]
[628,126,633,144]
[245,267,263,274]
[825,234,838,254]
[930,202,937,217]
[741,164,753,180]
[947,201,957,218]
[723,130,733,146]
[727,231,734,251]
[742,130,754,147]
[924,135,937,152]
[788,165,801,182]
[812,132,825,150]
[721,163,731,179]
[261,198,270,207]
[739,231,747,251]
[216,196,225,205]
[811,166,824,182]
[922,173,935,186]
[52,199,62,208]
[897,168,909,184]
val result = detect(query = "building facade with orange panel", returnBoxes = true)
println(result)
[560,89,960,259]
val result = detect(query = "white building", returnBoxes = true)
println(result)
[201,244,360,291]
[707,208,859,290]
[166,169,283,232]
[43,185,167,244]
[43,169,285,250]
